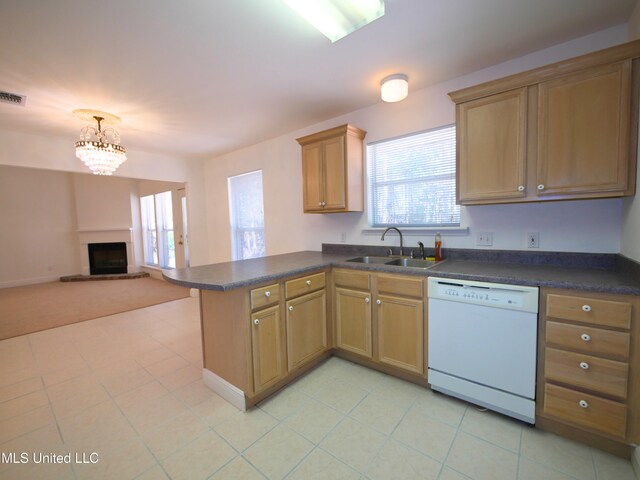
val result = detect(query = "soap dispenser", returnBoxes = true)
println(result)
[434,232,442,261]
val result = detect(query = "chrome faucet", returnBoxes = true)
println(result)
[381,227,404,256]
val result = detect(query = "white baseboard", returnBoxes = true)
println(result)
[202,368,246,411]
[632,446,640,480]
[0,275,62,288]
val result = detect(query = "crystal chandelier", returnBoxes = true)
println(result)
[74,110,127,175]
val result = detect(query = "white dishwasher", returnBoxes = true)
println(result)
[427,276,539,423]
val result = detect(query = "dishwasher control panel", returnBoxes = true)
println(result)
[428,277,539,313]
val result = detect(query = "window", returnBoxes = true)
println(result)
[228,170,265,260]
[367,125,460,227]
[140,191,176,268]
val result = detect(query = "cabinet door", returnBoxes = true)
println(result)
[458,88,527,203]
[302,143,324,212]
[537,61,631,197]
[286,290,327,371]
[251,306,285,393]
[376,294,424,374]
[335,287,372,358]
[322,135,347,210]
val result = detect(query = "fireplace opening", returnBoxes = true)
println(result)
[88,242,127,275]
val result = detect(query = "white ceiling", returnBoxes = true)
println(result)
[0,0,636,160]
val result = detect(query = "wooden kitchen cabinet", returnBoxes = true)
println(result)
[537,288,640,452]
[296,124,366,213]
[457,88,527,203]
[334,269,372,358]
[333,269,426,378]
[286,289,327,371]
[335,287,372,358]
[450,41,640,205]
[251,305,286,393]
[537,61,631,197]
[375,274,425,375]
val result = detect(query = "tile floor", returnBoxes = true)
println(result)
[0,297,637,480]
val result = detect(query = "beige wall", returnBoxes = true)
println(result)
[0,165,80,286]
[0,128,209,268]
[204,25,628,262]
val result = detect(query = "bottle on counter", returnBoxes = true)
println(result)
[434,232,442,261]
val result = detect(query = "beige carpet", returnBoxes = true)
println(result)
[0,277,191,340]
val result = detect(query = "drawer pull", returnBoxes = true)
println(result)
[579,362,590,370]
[306,280,312,286]
[264,291,271,297]
[581,333,591,342]
[364,297,370,303]
[537,184,545,190]
[579,400,589,408]
[376,299,382,305]
[582,304,591,312]
[288,305,294,311]
[253,319,260,325]
[517,185,525,192]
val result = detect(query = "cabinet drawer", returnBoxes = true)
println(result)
[286,272,326,299]
[250,284,280,311]
[333,269,370,290]
[545,348,628,399]
[546,294,631,329]
[377,274,423,298]
[544,383,627,438]
[546,321,630,361]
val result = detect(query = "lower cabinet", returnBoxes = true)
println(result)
[538,288,640,445]
[335,287,372,358]
[376,293,424,375]
[333,269,426,377]
[251,305,286,393]
[286,289,327,371]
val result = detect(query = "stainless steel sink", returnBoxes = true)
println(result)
[346,256,391,264]
[384,258,436,268]
[346,256,436,269]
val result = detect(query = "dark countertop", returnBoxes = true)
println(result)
[163,251,640,295]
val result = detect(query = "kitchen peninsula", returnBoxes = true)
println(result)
[164,248,640,456]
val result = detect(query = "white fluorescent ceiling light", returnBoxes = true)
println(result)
[284,0,385,43]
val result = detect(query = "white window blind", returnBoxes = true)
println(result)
[367,124,460,227]
[228,170,266,260]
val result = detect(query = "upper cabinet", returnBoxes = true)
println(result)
[450,41,640,205]
[296,124,366,213]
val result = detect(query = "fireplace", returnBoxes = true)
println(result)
[88,242,128,275]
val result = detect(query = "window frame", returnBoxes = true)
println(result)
[227,169,266,261]
[366,124,461,229]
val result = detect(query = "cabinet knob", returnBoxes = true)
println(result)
[253,319,260,325]
[376,299,382,305]
[579,362,590,370]
[581,333,591,342]
[318,201,323,206]
[517,185,525,192]
[364,297,370,304]
[264,291,271,297]
[537,184,545,190]
[306,280,312,286]
[288,305,294,311]
[582,304,591,312]
[579,400,589,409]
[322,201,326,206]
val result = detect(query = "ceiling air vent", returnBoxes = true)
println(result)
[0,90,26,107]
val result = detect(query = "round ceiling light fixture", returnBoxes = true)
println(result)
[380,73,409,103]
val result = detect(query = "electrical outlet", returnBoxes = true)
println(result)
[340,232,347,243]
[476,232,493,246]
[527,232,539,248]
